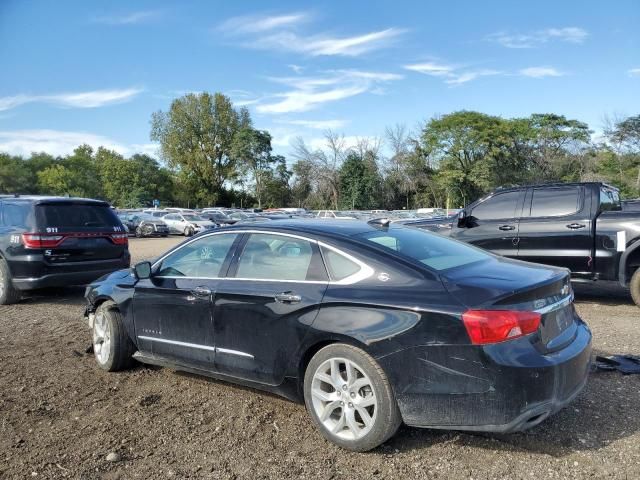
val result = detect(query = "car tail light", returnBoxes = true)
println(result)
[110,233,128,245]
[462,310,541,345]
[22,233,65,248]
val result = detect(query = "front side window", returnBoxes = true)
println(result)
[235,233,318,281]
[359,227,489,271]
[529,187,581,217]
[470,191,522,221]
[156,233,238,278]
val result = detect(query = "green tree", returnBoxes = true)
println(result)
[150,92,248,205]
[339,152,382,210]
[0,153,34,194]
[232,128,274,209]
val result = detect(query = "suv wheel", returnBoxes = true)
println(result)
[304,344,402,451]
[630,268,640,307]
[0,258,21,305]
[184,226,194,237]
[92,301,136,372]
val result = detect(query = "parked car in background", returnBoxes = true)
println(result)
[442,182,640,306]
[143,209,170,218]
[84,219,591,451]
[162,212,216,236]
[200,210,237,226]
[622,199,640,211]
[0,195,130,305]
[316,210,355,219]
[119,213,169,238]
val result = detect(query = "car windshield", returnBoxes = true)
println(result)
[183,215,205,221]
[357,226,490,271]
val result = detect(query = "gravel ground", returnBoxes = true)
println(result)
[1,237,639,479]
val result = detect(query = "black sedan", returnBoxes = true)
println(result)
[83,220,592,451]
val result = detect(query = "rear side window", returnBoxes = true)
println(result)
[1,202,33,228]
[35,204,121,229]
[321,247,361,281]
[235,233,321,281]
[530,187,580,217]
[600,187,621,212]
[471,191,522,220]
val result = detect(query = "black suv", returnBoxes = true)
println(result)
[0,196,131,304]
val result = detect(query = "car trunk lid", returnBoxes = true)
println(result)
[442,258,576,353]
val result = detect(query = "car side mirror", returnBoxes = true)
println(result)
[133,261,151,280]
[457,210,467,227]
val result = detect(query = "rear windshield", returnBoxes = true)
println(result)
[358,227,490,271]
[35,204,121,229]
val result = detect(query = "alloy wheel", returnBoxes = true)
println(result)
[310,357,378,440]
[92,311,111,365]
[0,267,5,298]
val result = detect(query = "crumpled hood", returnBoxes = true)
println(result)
[440,256,568,308]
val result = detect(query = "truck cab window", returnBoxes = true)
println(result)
[529,187,580,217]
[470,191,521,220]
[600,187,621,212]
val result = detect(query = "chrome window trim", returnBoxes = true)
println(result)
[151,229,375,286]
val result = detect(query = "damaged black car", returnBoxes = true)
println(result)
[83,220,592,451]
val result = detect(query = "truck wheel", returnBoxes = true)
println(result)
[0,258,21,305]
[630,269,640,307]
[92,301,136,372]
[304,344,402,451]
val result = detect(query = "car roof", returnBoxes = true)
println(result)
[0,195,110,206]
[213,219,394,240]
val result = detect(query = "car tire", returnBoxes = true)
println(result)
[0,257,21,305]
[92,301,136,372]
[135,227,143,238]
[184,227,194,237]
[304,343,402,452]
[630,268,640,307]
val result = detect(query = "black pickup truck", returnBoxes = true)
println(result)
[410,182,640,306]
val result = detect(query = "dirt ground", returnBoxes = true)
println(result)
[1,236,639,479]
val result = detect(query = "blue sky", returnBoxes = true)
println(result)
[0,0,639,159]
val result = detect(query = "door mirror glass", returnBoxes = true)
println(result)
[134,261,152,280]
[457,210,466,227]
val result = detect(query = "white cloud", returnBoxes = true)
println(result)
[0,130,158,158]
[404,62,500,85]
[629,68,640,77]
[519,66,564,78]
[288,64,304,74]
[252,28,405,57]
[488,27,588,48]
[0,88,143,112]
[217,11,405,57]
[279,119,347,130]
[92,10,162,25]
[256,70,402,114]
[218,12,310,34]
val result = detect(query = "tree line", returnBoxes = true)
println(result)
[1,91,639,209]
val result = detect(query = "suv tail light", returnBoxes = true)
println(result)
[22,233,64,248]
[110,233,128,245]
[462,310,541,345]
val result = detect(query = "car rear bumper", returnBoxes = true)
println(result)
[378,320,592,432]
[10,254,131,291]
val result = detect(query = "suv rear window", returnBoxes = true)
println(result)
[35,204,121,229]
[358,227,489,271]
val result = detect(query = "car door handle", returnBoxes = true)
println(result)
[274,292,301,304]
[498,225,515,231]
[566,223,586,229]
[190,286,212,297]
